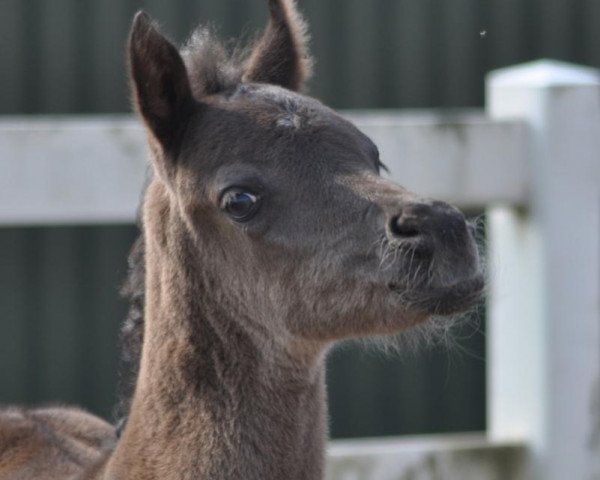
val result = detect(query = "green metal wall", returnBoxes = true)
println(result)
[327,323,486,438]
[0,226,138,420]
[2,0,593,438]
[2,0,599,114]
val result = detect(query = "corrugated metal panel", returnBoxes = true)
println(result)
[0,226,138,419]
[1,0,599,113]
[328,319,486,438]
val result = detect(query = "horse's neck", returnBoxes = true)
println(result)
[104,232,328,480]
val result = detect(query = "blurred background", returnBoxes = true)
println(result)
[1,0,598,439]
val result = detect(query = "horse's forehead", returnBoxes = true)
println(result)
[230,83,338,129]
[185,84,373,179]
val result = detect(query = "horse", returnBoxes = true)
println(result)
[0,1,483,478]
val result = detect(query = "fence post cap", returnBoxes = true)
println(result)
[488,59,600,88]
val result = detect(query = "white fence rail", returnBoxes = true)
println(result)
[0,113,527,225]
[2,60,599,480]
[326,434,525,480]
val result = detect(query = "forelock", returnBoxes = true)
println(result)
[181,27,247,97]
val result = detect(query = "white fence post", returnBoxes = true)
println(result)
[486,60,600,480]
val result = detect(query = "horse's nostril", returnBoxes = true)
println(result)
[389,202,470,243]
[390,214,421,239]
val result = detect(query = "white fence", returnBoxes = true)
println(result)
[2,60,599,480]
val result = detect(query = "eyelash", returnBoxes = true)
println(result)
[220,187,261,222]
[377,159,390,173]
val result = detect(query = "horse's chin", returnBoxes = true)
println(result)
[390,273,485,316]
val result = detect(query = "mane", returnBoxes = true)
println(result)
[115,233,145,431]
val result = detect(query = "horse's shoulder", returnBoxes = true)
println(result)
[0,406,115,480]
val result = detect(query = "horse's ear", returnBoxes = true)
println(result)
[244,0,312,92]
[128,11,193,152]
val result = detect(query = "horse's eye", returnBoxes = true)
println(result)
[221,189,259,221]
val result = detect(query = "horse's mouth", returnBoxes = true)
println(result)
[389,273,485,316]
